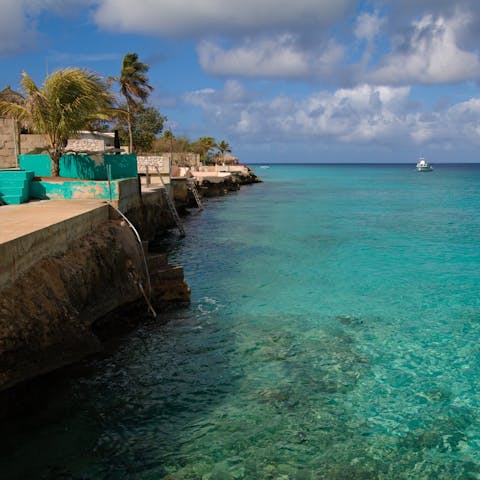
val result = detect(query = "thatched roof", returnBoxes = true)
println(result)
[215,152,238,164]
[0,86,24,105]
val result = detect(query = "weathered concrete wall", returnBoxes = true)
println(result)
[137,155,169,174]
[197,165,249,173]
[0,204,110,291]
[20,153,138,180]
[0,197,189,395]
[0,118,18,169]
[122,189,175,241]
[146,152,200,168]
[20,134,49,155]
[20,134,118,155]
[0,166,260,399]
[0,219,146,392]
[28,177,139,208]
[19,154,52,176]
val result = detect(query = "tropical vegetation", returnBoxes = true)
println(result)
[115,104,166,153]
[0,68,113,176]
[216,140,232,155]
[0,54,236,172]
[152,132,235,164]
[111,52,153,153]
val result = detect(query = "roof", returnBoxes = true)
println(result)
[0,86,24,105]
[217,153,237,161]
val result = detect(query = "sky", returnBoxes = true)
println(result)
[1,0,480,163]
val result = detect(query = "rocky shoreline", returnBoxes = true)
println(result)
[0,167,261,415]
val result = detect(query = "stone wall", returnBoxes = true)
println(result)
[137,155,170,174]
[20,134,49,155]
[137,152,201,173]
[172,152,200,167]
[0,196,189,395]
[66,138,105,152]
[0,118,18,169]
[0,218,146,392]
[0,204,110,291]
[20,135,115,155]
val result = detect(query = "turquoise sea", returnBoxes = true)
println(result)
[2,164,480,479]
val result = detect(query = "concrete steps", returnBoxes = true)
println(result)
[146,253,190,304]
[0,170,34,204]
[147,253,169,270]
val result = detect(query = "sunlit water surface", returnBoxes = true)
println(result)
[2,164,480,479]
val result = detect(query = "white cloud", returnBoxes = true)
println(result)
[0,0,94,55]
[184,81,480,149]
[185,83,412,144]
[355,11,385,43]
[0,1,32,55]
[28,0,93,13]
[409,98,480,145]
[368,12,480,84]
[198,36,309,78]
[198,36,344,79]
[94,0,355,36]
[295,85,411,143]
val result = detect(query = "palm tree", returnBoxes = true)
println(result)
[116,53,153,153]
[216,140,232,155]
[195,136,216,164]
[0,68,113,176]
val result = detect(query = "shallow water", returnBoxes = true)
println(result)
[2,164,480,479]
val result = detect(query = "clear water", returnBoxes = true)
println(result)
[2,164,480,479]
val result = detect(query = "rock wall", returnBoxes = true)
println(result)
[0,118,18,169]
[198,169,262,197]
[0,168,259,404]
[0,199,190,396]
[0,220,144,392]
[20,134,49,155]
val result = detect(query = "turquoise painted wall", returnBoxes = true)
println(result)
[18,155,52,177]
[60,154,137,180]
[0,170,34,204]
[19,153,137,180]
[30,178,119,200]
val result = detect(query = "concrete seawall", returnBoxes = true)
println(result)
[0,193,189,395]
[0,169,260,401]
[0,200,110,291]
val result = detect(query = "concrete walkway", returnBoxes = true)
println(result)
[0,199,108,244]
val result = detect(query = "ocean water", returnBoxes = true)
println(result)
[2,164,480,479]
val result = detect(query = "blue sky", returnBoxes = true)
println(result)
[2,0,480,163]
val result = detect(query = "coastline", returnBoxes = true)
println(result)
[0,167,261,413]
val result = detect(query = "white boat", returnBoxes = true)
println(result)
[416,156,433,172]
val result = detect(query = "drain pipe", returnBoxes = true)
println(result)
[106,164,112,202]
[108,202,156,318]
[137,280,157,318]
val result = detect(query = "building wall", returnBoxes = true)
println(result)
[20,134,49,154]
[172,152,200,167]
[19,153,138,180]
[137,155,170,174]
[0,118,18,169]
[151,152,200,167]
[66,139,105,152]
[20,134,118,156]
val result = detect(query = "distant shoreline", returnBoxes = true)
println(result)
[249,162,480,166]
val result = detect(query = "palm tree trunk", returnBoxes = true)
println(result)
[126,101,133,154]
[50,149,61,176]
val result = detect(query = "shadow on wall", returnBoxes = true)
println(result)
[19,154,138,180]
[61,154,138,180]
